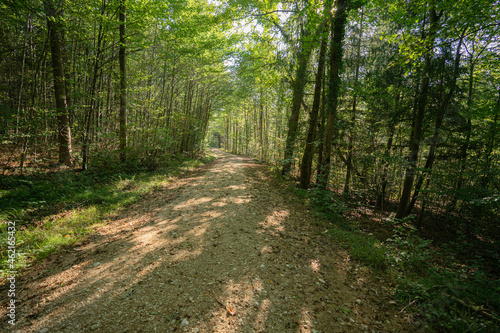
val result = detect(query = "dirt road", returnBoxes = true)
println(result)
[1,150,418,332]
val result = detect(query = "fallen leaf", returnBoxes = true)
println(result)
[227,307,237,316]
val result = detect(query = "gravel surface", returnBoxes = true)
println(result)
[1,149,421,332]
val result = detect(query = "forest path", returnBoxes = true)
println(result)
[4,149,418,333]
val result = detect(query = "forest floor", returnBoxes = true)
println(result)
[1,149,421,333]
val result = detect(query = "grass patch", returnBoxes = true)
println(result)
[0,150,216,277]
[329,226,387,270]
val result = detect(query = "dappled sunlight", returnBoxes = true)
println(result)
[298,307,313,333]
[185,221,211,238]
[172,247,205,263]
[309,259,321,273]
[257,209,289,235]
[231,195,252,204]
[200,210,223,218]
[9,151,264,332]
[3,150,410,333]
[251,277,264,294]
[224,184,247,190]
[165,175,207,190]
[12,188,226,331]
[30,255,164,331]
[260,245,273,255]
[173,196,213,210]
[200,278,256,333]
[155,216,182,226]
[252,298,271,332]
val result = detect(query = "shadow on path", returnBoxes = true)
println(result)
[1,149,419,333]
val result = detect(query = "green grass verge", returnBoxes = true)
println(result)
[0,151,216,277]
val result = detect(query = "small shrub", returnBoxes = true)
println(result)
[385,215,433,275]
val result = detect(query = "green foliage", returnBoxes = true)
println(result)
[394,256,500,332]
[285,182,498,331]
[385,215,433,275]
[329,225,387,270]
[287,185,386,269]
[382,216,500,332]
[309,187,348,222]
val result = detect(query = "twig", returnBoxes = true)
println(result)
[443,293,500,323]
[213,294,226,308]
[400,299,417,313]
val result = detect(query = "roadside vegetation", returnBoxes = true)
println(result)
[282,176,499,332]
[0,150,216,277]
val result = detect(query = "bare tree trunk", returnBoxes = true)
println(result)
[281,25,312,175]
[396,6,439,218]
[260,88,264,160]
[316,75,327,182]
[44,0,72,165]
[344,8,364,194]
[299,24,328,188]
[406,32,464,215]
[317,0,348,188]
[451,56,475,210]
[82,1,106,170]
[482,87,500,189]
[118,0,127,162]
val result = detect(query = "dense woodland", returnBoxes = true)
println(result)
[1,0,499,331]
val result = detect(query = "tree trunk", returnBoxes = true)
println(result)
[376,115,397,211]
[82,2,106,170]
[281,25,312,175]
[343,7,364,194]
[299,23,328,188]
[44,0,72,165]
[317,0,348,188]
[451,56,475,210]
[316,75,327,182]
[118,0,127,162]
[481,87,500,189]
[405,32,464,215]
[395,6,439,218]
[260,88,264,160]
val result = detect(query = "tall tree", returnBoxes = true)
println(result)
[395,3,439,218]
[299,22,328,188]
[281,24,313,176]
[118,0,127,162]
[317,0,349,188]
[405,32,465,216]
[44,0,72,165]
[343,7,364,194]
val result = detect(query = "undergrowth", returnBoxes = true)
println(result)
[289,186,387,270]
[286,184,499,332]
[0,149,216,277]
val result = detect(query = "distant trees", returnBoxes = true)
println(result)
[0,0,229,171]
[208,0,499,229]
